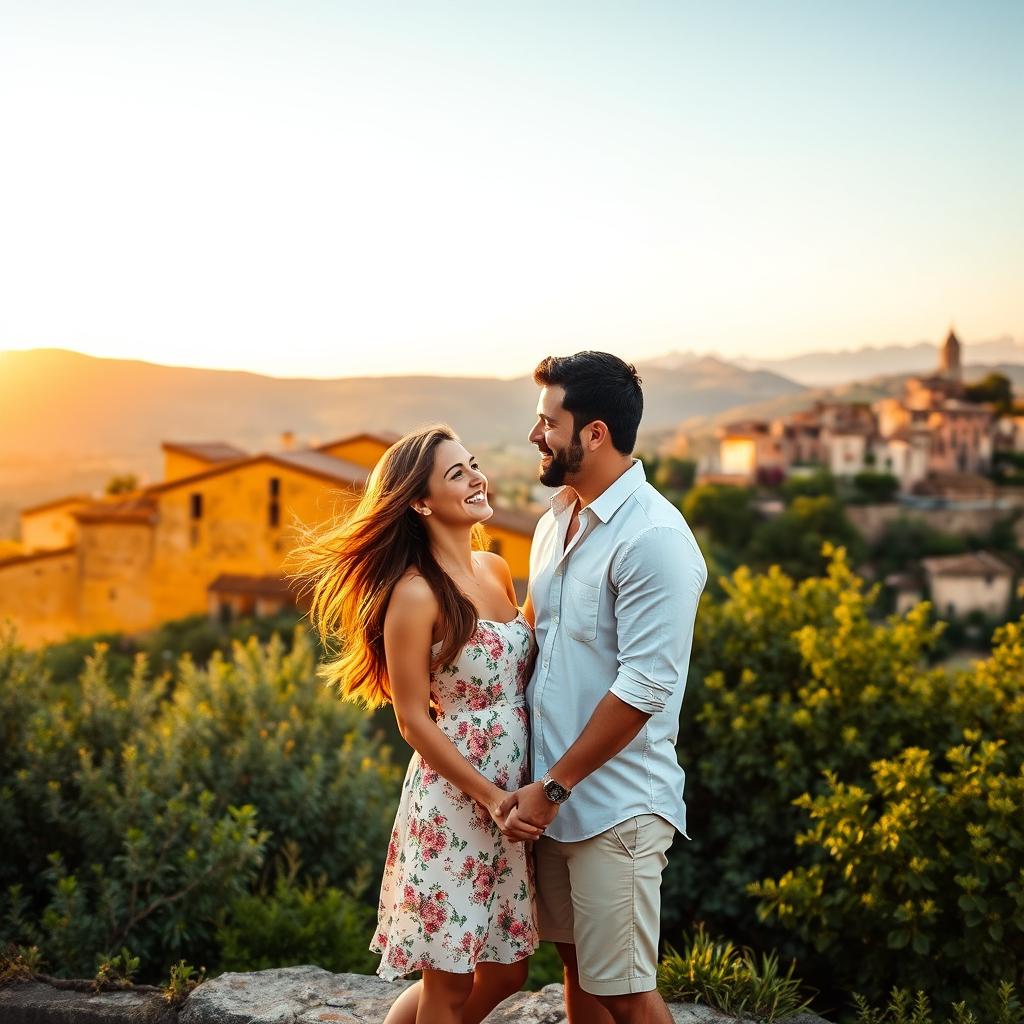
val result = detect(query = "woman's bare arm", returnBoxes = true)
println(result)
[384,574,541,841]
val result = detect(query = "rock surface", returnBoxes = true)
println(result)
[0,982,175,1023]
[1,967,833,1023]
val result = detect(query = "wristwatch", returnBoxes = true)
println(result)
[541,772,572,804]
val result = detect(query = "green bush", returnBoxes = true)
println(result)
[667,547,1024,1004]
[852,982,1023,1024]
[682,484,758,551]
[746,496,863,578]
[850,470,900,504]
[216,844,378,975]
[782,469,836,502]
[0,627,400,980]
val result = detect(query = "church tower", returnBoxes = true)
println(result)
[939,328,962,381]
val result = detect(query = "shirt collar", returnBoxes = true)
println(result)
[549,459,646,523]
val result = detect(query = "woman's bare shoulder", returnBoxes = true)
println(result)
[389,571,439,620]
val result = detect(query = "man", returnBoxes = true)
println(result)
[499,351,707,1024]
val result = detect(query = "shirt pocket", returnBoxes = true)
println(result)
[564,575,600,642]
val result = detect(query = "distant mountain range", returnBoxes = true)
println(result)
[3,343,1022,539]
[649,335,1024,387]
[0,348,805,535]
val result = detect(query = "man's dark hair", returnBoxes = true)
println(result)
[533,351,644,454]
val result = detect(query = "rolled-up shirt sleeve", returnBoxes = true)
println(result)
[609,526,707,715]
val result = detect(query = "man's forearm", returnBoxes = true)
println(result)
[549,690,650,790]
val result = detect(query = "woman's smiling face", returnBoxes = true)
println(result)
[419,439,492,525]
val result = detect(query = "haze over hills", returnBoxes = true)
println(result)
[0,348,805,536]
[647,336,1024,387]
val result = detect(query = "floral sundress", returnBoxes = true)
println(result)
[372,612,539,980]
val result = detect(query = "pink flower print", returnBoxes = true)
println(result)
[376,932,389,949]
[494,766,510,789]
[400,884,419,913]
[496,901,514,934]
[471,863,496,904]
[489,721,504,738]
[421,764,439,786]
[477,627,505,661]
[390,946,409,971]
[456,721,469,739]
[466,727,493,765]
[385,836,399,869]
[458,931,474,953]
[457,855,477,881]
[419,895,448,935]
[418,821,448,860]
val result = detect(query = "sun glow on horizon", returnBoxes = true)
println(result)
[1,2,1021,379]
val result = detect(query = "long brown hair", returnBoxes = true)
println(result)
[289,424,486,707]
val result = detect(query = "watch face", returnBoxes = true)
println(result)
[544,780,569,803]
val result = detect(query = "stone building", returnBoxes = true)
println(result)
[920,550,1015,619]
[0,432,539,647]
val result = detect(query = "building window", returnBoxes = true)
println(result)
[190,493,203,519]
[269,478,281,528]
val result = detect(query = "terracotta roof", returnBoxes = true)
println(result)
[913,472,997,497]
[315,431,403,452]
[74,495,159,525]
[161,441,249,462]
[146,451,367,495]
[20,494,93,516]
[921,551,1013,579]
[885,571,923,591]
[207,573,296,598]
[0,545,76,570]
[718,420,770,438]
[271,450,370,485]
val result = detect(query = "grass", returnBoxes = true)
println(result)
[657,926,814,1023]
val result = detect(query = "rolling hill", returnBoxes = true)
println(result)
[0,348,805,536]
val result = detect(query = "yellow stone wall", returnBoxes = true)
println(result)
[0,551,79,645]
[163,449,223,482]
[144,462,360,628]
[319,437,392,469]
[20,502,87,551]
[483,524,533,587]
[77,521,156,634]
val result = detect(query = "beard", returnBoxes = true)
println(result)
[538,433,584,487]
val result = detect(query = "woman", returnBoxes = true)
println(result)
[292,425,540,1024]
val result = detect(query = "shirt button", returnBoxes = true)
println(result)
[543,659,549,668]
[553,615,559,624]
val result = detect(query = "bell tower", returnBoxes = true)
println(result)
[939,327,962,381]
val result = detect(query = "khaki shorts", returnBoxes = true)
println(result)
[533,814,675,996]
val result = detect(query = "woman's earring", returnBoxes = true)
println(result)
[416,506,431,516]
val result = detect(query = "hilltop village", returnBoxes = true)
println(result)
[709,331,1024,493]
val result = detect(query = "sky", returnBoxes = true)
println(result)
[0,1,1022,379]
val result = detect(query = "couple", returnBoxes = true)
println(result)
[297,352,707,1024]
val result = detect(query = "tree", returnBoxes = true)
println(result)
[851,470,900,504]
[746,495,862,578]
[781,469,835,503]
[682,484,757,551]
[965,372,1014,416]
[105,473,139,495]
[654,456,697,496]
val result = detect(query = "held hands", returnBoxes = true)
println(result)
[495,781,561,840]
[485,787,542,843]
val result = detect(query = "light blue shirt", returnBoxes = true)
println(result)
[526,460,707,842]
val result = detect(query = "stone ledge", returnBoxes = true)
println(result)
[0,966,833,1024]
